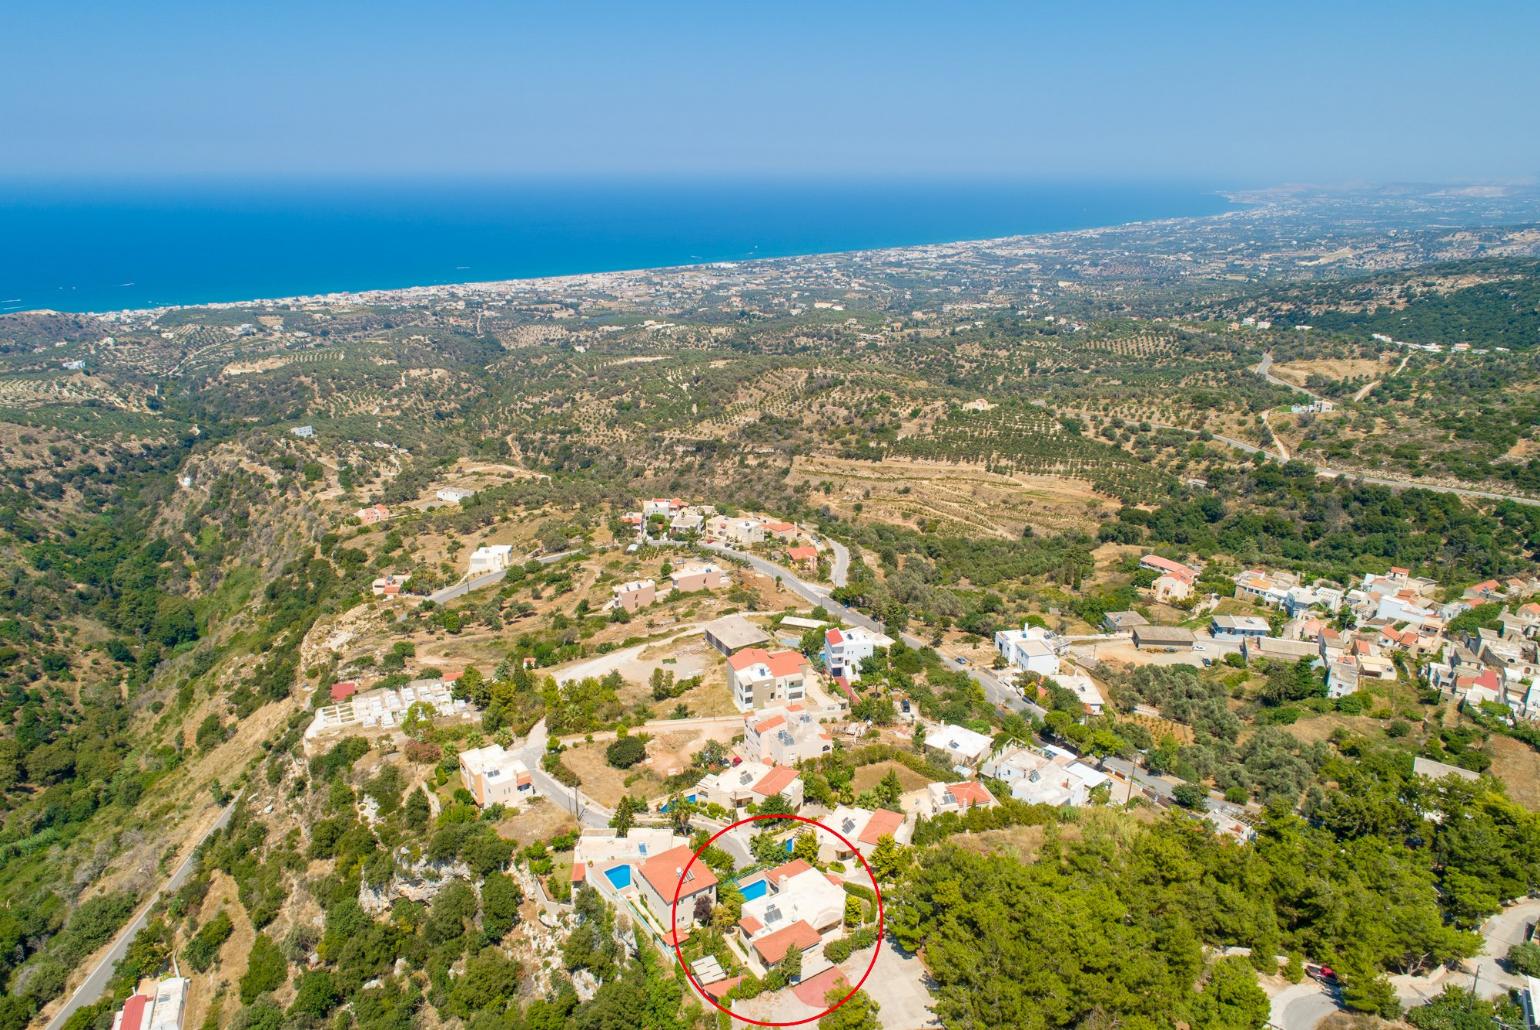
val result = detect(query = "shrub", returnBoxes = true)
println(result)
[185,911,234,972]
[239,934,288,1003]
[605,736,646,769]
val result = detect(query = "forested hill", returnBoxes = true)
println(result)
[1207,257,1540,350]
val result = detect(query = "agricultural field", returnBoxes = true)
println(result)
[788,454,1114,537]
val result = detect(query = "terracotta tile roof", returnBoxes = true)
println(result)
[859,809,905,846]
[752,765,800,797]
[765,858,813,885]
[750,714,786,733]
[731,648,806,677]
[751,919,821,964]
[944,781,996,808]
[330,680,359,702]
[738,914,763,935]
[1141,555,1194,580]
[728,647,772,672]
[702,976,742,1000]
[834,676,858,704]
[638,845,717,900]
[764,650,808,677]
[787,545,818,561]
[825,628,844,645]
[571,862,586,883]
[765,521,796,533]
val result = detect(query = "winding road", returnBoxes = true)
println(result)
[44,795,241,1030]
[700,541,1044,720]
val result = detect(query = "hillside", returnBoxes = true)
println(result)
[3,190,1540,1030]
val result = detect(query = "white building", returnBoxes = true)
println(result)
[468,544,515,575]
[458,744,533,807]
[305,680,473,741]
[993,624,1062,678]
[821,626,892,682]
[981,743,1108,807]
[924,723,993,774]
[736,860,846,977]
[694,762,803,812]
[818,806,911,862]
[727,648,810,711]
[926,780,997,816]
[436,487,475,503]
[113,978,190,1030]
[743,707,834,765]
[1052,670,1106,715]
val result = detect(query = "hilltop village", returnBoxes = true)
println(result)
[6,185,1540,1030]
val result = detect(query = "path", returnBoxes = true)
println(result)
[1261,411,1289,462]
[823,536,851,589]
[1350,351,1410,403]
[45,795,242,1030]
[1254,351,1326,404]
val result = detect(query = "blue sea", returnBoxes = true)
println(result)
[0,179,1233,314]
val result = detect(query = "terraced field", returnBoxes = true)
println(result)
[789,453,1114,537]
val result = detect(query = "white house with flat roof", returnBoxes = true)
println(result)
[982,743,1108,807]
[994,624,1062,678]
[822,626,892,682]
[924,723,993,774]
[458,744,533,807]
[744,706,834,765]
[468,544,515,575]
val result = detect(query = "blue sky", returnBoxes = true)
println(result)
[2,0,1537,182]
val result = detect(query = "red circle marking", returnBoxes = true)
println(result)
[669,812,885,1027]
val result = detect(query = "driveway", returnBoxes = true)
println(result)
[1270,982,1339,1030]
[725,934,938,1029]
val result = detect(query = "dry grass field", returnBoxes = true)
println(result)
[1271,357,1391,387]
[1486,734,1540,811]
[850,760,940,795]
[789,454,1114,537]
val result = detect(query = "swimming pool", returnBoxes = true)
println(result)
[739,878,768,901]
[603,865,632,889]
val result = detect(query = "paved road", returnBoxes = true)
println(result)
[823,536,851,588]
[515,721,612,830]
[427,548,581,604]
[46,796,241,1030]
[429,568,507,603]
[1269,898,1540,1030]
[701,542,1043,720]
[1271,982,1341,1030]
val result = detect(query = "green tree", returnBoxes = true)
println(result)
[819,987,881,1030]
[1509,941,1540,976]
[286,970,339,1023]
[792,831,821,865]
[481,872,522,942]
[610,795,645,836]
[1407,986,1520,1030]
[1190,957,1269,1030]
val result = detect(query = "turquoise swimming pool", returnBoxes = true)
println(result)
[739,878,768,900]
[603,865,632,889]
